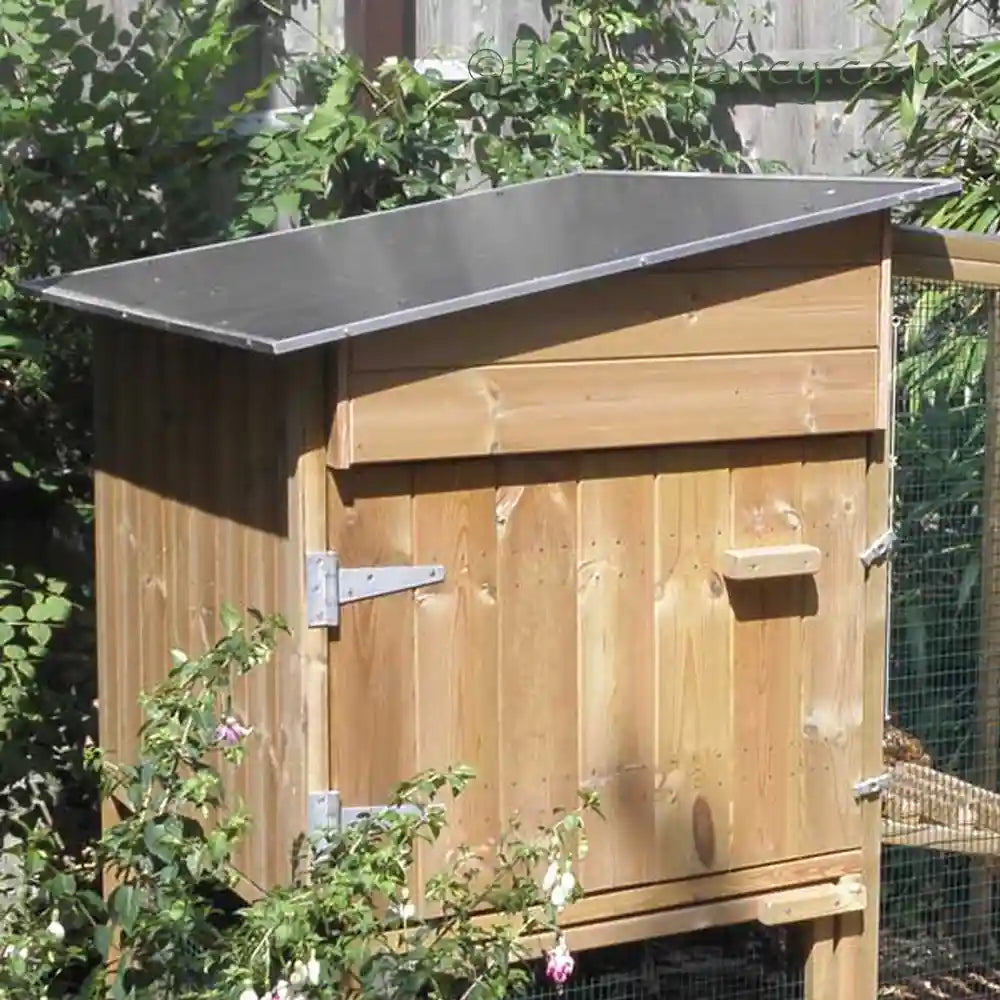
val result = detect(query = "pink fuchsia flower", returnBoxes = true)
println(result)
[214,715,252,746]
[545,935,575,990]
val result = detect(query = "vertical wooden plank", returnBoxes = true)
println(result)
[577,452,656,891]
[327,465,417,806]
[411,459,500,896]
[730,440,805,867]
[851,429,891,998]
[800,436,867,856]
[653,447,734,881]
[93,327,123,850]
[497,459,579,834]
[344,0,414,73]
[214,348,251,848]
[328,343,353,470]
[242,350,274,884]
[876,213,896,430]
[113,332,143,755]
[129,329,168,733]
[162,335,191,666]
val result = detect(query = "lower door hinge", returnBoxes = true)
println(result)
[307,791,425,848]
[860,529,896,570]
[854,772,893,800]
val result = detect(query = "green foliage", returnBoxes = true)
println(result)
[230,0,764,234]
[851,0,998,231]
[0,610,600,1000]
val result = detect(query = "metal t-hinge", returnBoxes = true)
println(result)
[307,790,426,850]
[306,551,445,628]
[860,529,896,570]
[854,772,893,800]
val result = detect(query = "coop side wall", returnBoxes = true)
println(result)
[329,213,888,468]
[93,325,329,891]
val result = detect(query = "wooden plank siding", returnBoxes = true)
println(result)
[325,435,871,904]
[93,326,329,890]
[333,217,887,467]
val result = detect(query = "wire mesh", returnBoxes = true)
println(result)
[879,275,1000,999]
[518,926,804,1000]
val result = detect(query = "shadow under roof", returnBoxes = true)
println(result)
[22,169,961,355]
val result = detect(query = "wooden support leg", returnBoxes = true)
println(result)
[804,916,838,1000]
[803,911,870,1000]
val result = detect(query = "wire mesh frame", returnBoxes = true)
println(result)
[879,264,1000,1000]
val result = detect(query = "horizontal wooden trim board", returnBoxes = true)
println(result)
[343,350,880,465]
[892,225,1000,286]
[528,878,865,955]
[349,262,881,372]
[400,851,862,951]
[554,849,861,930]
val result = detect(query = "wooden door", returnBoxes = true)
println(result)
[326,434,872,897]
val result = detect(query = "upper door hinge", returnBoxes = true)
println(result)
[306,552,445,628]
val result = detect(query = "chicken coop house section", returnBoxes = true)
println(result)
[23,170,963,998]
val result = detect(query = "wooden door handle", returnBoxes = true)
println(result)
[720,544,822,580]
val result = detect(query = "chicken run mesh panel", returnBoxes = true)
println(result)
[517,925,804,1000]
[878,276,1000,999]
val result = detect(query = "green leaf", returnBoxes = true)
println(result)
[26,622,51,646]
[0,605,22,623]
[110,884,141,935]
[143,822,174,863]
[26,595,72,622]
[93,923,112,961]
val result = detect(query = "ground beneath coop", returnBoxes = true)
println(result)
[879,932,1000,998]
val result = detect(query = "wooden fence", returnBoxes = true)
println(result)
[90,0,994,172]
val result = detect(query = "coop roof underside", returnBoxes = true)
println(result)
[23,170,960,355]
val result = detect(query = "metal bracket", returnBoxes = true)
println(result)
[860,529,896,570]
[307,790,426,851]
[854,772,893,800]
[306,552,445,628]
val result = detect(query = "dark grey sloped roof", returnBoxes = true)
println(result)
[22,169,961,355]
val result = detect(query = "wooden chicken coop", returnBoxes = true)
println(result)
[25,170,962,997]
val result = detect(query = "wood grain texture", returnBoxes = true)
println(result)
[92,326,328,889]
[347,350,880,465]
[349,260,881,373]
[327,438,873,904]
[577,451,656,889]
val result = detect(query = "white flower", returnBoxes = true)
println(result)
[549,869,576,910]
[305,952,321,986]
[238,990,259,1000]
[46,911,65,941]
[542,861,559,894]
[270,981,290,1000]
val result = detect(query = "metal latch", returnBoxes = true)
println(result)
[860,529,896,570]
[854,772,893,799]
[307,791,426,850]
[306,552,445,628]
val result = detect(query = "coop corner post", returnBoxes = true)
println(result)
[283,349,332,883]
